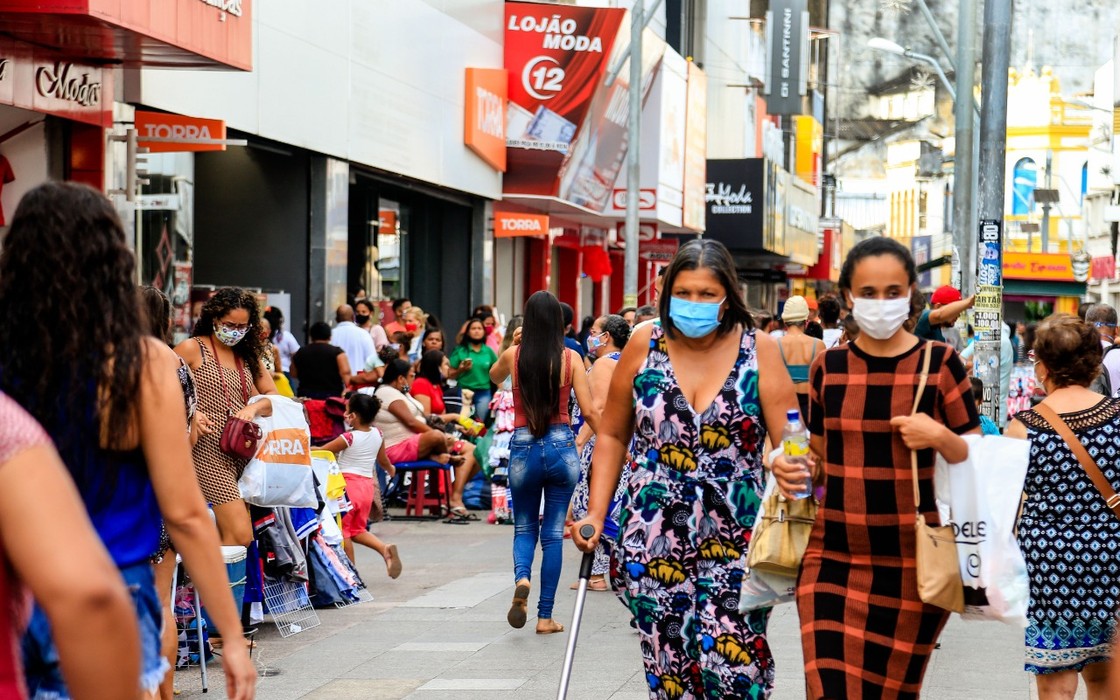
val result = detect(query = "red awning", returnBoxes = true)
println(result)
[0,0,252,70]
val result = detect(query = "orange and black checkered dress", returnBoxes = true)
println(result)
[797,339,978,699]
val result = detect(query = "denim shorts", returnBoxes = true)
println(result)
[23,561,169,699]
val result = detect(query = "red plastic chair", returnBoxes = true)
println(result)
[393,460,451,520]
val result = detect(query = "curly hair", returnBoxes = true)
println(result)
[0,182,144,486]
[1033,314,1102,388]
[192,287,265,378]
[597,314,631,349]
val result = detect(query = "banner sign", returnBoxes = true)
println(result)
[764,0,809,115]
[912,235,932,288]
[504,4,626,154]
[639,238,678,262]
[1002,252,1078,282]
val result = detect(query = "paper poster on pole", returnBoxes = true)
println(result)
[973,284,1002,333]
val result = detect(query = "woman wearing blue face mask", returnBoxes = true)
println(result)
[572,239,802,699]
[774,237,979,699]
[176,287,277,548]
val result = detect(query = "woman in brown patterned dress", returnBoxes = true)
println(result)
[774,237,979,699]
[175,288,277,547]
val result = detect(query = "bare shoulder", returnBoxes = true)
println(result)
[173,337,202,365]
[142,338,181,379]
[1004,417,1029,440]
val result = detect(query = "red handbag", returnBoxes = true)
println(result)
[210,339,262,460]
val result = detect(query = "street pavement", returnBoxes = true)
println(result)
[175,514,1078,699]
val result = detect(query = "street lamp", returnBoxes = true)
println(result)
[868,37,957,103]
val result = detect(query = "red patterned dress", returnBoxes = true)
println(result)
[797,340,978,699]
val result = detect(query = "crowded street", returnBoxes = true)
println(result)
[1,1,1120,699]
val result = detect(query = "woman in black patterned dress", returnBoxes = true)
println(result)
[1007,314,1120,699]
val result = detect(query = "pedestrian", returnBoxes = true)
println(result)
[777,295,825,420]
[0,182,256,699]
[634,305,658,325]
[263,305,301,381]
[618,306,637,326]
[569,314,630,592]
[355,298,390,352]
[317,393,403,579]
[0,391,142,700]
[560,302,588,361]
[573,238,801,698]
[1006,314,1119,698]
[915,285,974,343]
[331,304,376,375]
[176,286,279,549]
[961,320,1015,428]
[1086,304,1119,397]
[818,296,843,349]
[449,318,499,422]
[291,322,351,399]
[490,290,600,635]
[970,377,1001,436]
[776,236,979,699]
[382,297,412,336]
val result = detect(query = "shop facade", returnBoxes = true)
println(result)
[1002,252,1087,321]
[131,1,504,338]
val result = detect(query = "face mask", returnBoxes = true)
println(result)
[669,297,726,339]
[355,314,370,326]
[849,296,911,340]
[215,324,249,346]
[405,322,419,333]
[587,333,605,351]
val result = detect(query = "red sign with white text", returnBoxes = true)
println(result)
[494,211,550,238]
[136,110,227,152]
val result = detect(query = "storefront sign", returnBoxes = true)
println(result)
[135,110,227,152]
[793,115,822,186]
[464,68,508,172]
[0,41,112,126]
[1002,252,1077,282]
[764,0,809,115]
[704,159,767,251]
[615,221,657,245]
[494,211,550,238]
[639,238,678,262]
[973,284,1003,333]
[197,0,243,16]
[611,188,656,211]
[681,62,707,232]
[1091,256,1117,281]
[912,235,932,288]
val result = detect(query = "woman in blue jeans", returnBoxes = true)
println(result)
[490,291,600,634]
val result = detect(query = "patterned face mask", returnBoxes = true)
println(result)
[216,324,250,347]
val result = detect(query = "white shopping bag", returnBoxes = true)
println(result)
[238,395,317,508]
[739,473,798,613]
[937,434,1030,626]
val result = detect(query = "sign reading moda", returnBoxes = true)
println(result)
[504,3,625,159]
[703,159,766,251]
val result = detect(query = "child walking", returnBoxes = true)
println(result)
[320,394,403,579]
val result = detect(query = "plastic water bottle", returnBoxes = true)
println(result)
[783,409,813,500]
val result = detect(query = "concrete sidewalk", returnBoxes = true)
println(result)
[174,516,1069,699]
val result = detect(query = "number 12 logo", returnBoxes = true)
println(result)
[523,56,566,100]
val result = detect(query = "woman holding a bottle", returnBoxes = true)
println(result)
[776,237,979,699]
[572,239,800,698]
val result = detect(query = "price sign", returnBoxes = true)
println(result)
[977,219,1003,287]
[972,284,1002,332]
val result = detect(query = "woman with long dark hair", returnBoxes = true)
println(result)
[0,182,255,699]
[490,291,599,634]
[780,237,979,699]
[572,239,800,697]
[176,287,278,548]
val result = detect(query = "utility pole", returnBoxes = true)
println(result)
[952,0,976,294]
[622,3,643,310]
[973,0,1013,426]
[1040,149,1052,252]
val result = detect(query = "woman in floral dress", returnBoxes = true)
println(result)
[574,239,800,699]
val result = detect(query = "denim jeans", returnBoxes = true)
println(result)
[508,424,580,620]
[471,388,493,423]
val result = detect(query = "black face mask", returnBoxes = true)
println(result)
[355,314,371,326]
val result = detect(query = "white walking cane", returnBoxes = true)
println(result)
[557,524,597,700]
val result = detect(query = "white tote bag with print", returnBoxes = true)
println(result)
[238,395,317,508]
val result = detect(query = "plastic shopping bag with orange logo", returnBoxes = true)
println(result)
[238,395,317,508]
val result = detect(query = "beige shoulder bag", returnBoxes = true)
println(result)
[911,342,965,613]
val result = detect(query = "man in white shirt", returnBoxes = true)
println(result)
[331,304,375,375]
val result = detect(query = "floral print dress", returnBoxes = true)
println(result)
[609,322,772,699]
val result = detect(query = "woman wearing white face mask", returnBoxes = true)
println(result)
[572,239,802,698]
[774,237,980,699]
[176,287,277,547]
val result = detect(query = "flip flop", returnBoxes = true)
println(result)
[507,583,530,629]
[568,578,609,591]
[385,544,402,579]
[449,507,480,521]
[535,619,565,635]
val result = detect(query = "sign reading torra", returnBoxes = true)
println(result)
[198,0,243,16]
[494,211,549,238]
[36,62,101,107]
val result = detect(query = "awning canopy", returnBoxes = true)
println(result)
[1003,280,1087,298]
